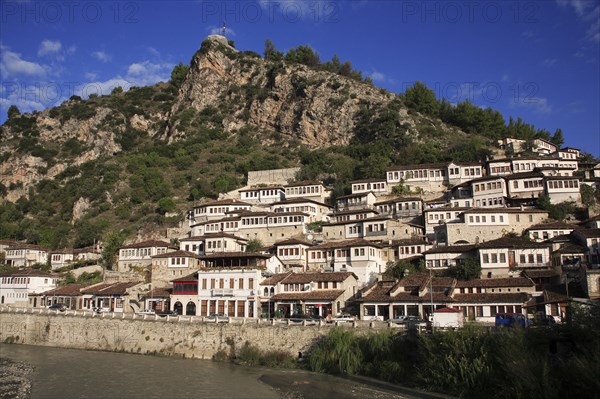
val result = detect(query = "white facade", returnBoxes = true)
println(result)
[0,271,58,306]
[5,245,49,268]
[239,186,285,204]
[197,268,262,318]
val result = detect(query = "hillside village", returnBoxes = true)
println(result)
[2,133,600,325]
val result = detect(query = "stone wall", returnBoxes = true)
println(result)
[0,310,333,359]
[247,168,300,187]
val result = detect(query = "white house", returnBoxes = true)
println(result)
[351,178,389,195]
[188,199,252,225]
[477,237,552,278]
[117,240,177,273]
[0,269,59,307]
[239,186,285,204]
[5,244,49,268]
[283,181,331,203]
[307,239,385,286]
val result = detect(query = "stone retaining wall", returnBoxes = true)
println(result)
[0,310,339,359]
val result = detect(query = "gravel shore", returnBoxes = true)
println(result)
[0,358,33,399]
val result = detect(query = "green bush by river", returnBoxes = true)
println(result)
[306,310,600,399]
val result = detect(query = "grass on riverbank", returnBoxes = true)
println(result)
[306,311,600,399]
[212,341,298,369]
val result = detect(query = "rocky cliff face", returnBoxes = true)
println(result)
[1,35,442,201]
[167,35,418,147]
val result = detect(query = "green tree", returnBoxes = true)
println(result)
[111,86,123,95]
[444,258,481,280]
[580,185,597,208]
[404,81,440,116]
[383,261,420,279]
[7,105,20,120]
[101,231,126,270]
[245,239,263,253]
[263,39,283,61]
[551,128,565,147]
[170,62,190,88]
[157,197,176,214]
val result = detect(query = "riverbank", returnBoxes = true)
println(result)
[0,358,33,399]
[0,344,424,399]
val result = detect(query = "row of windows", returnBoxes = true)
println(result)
[469,215,506,223]
[336,213,369,222]
[353,182,386,191]
[512,179,542,189]
[285,186,321,195]
[399,246,423,255]
[489,166,511,174]
[366,223,386,232]
[309,248,375,259]
[274,206,317,214]
[513,162,537,171]
[207,240,228,249]
[200,278,255,290]
[121,247,166,257]
[475,197,504,207]
[547,180,579,189]
[243,190,282,197]
[1,277,32,284]
[428,212,460,221]
[195,205,248,215]
[482,253,507,264]
[170,257,189,265]
[278,247,304,257]
[4,292,28,298]
[449,167,481,176]
[473,181,503,192]
[531,231,569,240]
[518,254,547,265]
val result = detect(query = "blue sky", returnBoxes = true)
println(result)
[1,0,599,155]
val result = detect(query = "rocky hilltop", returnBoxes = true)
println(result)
[1,35,457,202]
[167,35,418,146]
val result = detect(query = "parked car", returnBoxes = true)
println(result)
[156,310,177,317]
[329,313,356,323]
[48,303,66,312]
[390,315,420,324]
[136,309,156,316]
[495,313,531,328]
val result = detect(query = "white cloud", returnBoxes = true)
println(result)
[510,96,552,114]
[77,60,173,98]
[369,71,386,82]
[92,51,111,62]
[84,72,98,81]
[207,26,236,37]
[542,58,558,67]
[37,40,62,57]
[556,0,600,42]
[67,45,77,55]
[0,45,46,77]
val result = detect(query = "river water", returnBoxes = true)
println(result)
[0,344,415,399]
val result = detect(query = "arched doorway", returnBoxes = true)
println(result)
[174,301,183,315]
[186,301,196,315]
